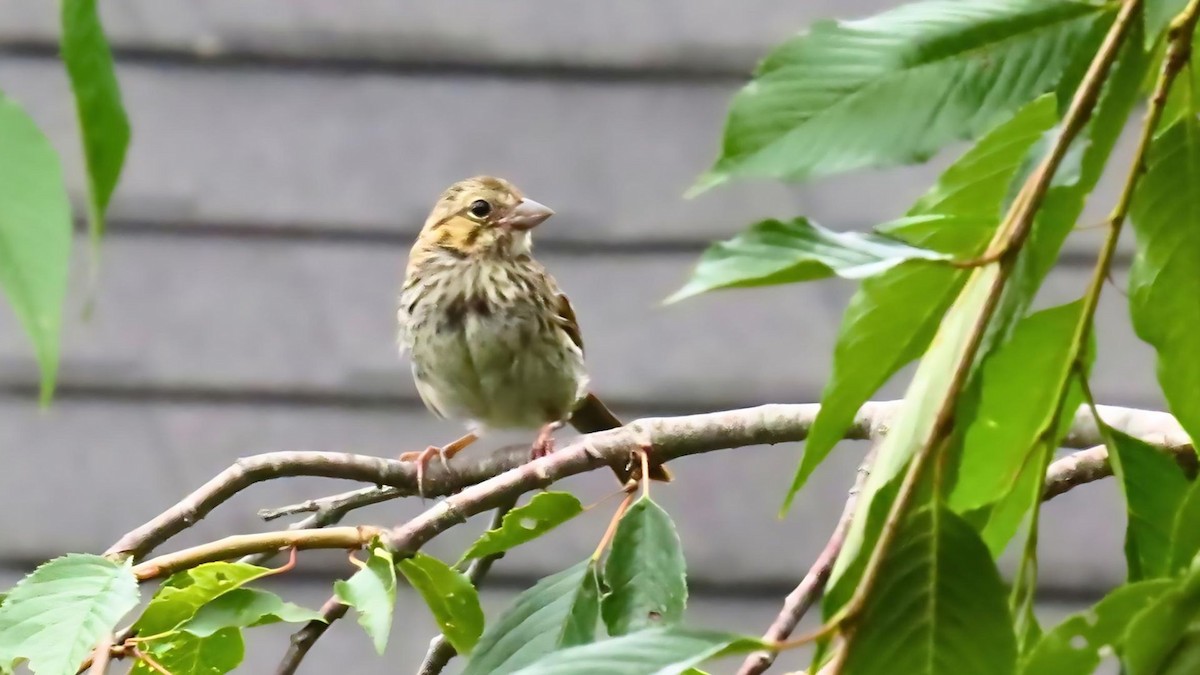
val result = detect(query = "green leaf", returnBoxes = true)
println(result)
[781,94,1059,512]
[840,506,1017,675]
[181,588,324,637]
[0,554,139,675]
[665,217,948,303]
[1106,427,1191,580]
[1022,579,1174,675]
[130,628,242,675]
[1129,117,1200,457]
[398,552,484,655]
[460,492,584,562]
[60,0,130,243]
[693,0,1105,191]
[601,497,688,636]
[463,560,601,675]
[134,561,275,635]
[334,547,397,654]
[1170,479,1200,575]
[1146,0,1188,47]
[508,627,765,675]
[0,97,73,404]
[949,301,1083,513]
[1124,565,1200,674]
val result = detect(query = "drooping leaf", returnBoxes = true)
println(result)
[129,628,242,675]
[830,21,1148,590]
[829,263,1002,590]
[134,561,275,635]
[601,497,688,636]
[840,506,1017,675]
[693,0,1106,191]
[334,547,397,654]
[398,552,484,655]
[463,560,601,675]
[0,97,73,403]
[460,492,584,563]
[1129,117,1200,454]
[60,0,130,243]
[1169,479,1200,575]
[0,554,139,675]
[508,627,765,675]
[1022,579,1174,675]
[181,588,325,637]
[781,95,1059,512]
[1124,565,1200,674]
[666,217,947,303]
[949,301,1084,513]
[1105,427,1191,580]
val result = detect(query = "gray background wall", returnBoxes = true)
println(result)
[0,2,1153,672]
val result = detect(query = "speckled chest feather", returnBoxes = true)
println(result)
[397,249,589,431]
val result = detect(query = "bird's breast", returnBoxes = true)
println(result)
[399,256,587,429]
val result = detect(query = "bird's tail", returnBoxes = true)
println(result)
[569,393,673,484]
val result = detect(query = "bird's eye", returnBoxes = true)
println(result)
[468,200,492,218]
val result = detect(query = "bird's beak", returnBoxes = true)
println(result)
[498,198,554,231]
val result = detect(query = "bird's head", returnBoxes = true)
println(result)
[415,176,554,259]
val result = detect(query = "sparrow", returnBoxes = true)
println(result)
[396,176,672,492]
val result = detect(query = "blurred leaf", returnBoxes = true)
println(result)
[0,554,139,675]
[666,217,947,303]
[334,547,397,654]
[460,492,583,563]
[601,497,688,636]
[840,506,1016,675]
[181,588,324,637]
[829,261,1002,590]
[949,301,1083,513]
[0,97,73,404]
[60,0,130,244]
[1105,427,1190,580]
[463,560,601,675]
[1022,579,1173,675]
[1124,564,1200,674]
[508,627,765,675]
[398,552,484,655]
[781,95,1059,512]
[1146,0,1188,47]
[1129,117,1200,455]
[129,628,242,675]
[134,562,274,635]
[1169,479,1200,575]
[693,0,1105,191]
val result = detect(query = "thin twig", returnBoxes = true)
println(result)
[241,486,403,566]
[416,498,518,675]
[276,595,349,675]
[86,634,114,675]
[738,447,878,675]
[132,526,380,581]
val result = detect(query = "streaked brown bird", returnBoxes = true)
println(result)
[396,176,672,492]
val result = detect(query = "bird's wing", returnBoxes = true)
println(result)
[553,289,585,354]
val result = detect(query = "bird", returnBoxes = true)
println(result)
[396,176,672,493]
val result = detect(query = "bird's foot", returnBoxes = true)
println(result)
[398,432,479,497]
[530,421,563,460]
[398,445,449,498]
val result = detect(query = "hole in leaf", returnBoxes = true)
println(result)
[1069,635,1088,650]
[520,518,540,530]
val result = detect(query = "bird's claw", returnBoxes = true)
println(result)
[530,422,560,460]
[398,445,448,498]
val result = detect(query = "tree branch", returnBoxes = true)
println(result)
[738,448,877,675]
